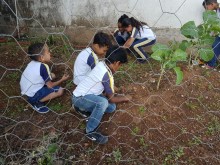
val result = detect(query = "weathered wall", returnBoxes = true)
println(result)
[0,0,218,43]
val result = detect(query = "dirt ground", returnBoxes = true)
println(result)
[0,37,220,165]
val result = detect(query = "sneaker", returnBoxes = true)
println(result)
[202,64,217,71]
[191,59,205,66]
[86,131,108,144]
[137,58,147,63]
[32,102,49,113]
[74,105,90,118]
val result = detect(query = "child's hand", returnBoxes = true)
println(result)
[50,73,56,80]
[114,86,119,93]
[61,74,69,81]
[125,94,132,101]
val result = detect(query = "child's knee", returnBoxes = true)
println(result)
[98,99,109,111]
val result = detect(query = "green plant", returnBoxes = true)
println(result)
[151,42,187,90]
[206,116,220,135]
[138,106,146,114]
[139,137,148,149]
[185,102,198,110]
[112,148,122,163]
[189,136,202,146]
[37,143,58,165]
[163,147,184,165]
[49,102,63,112]
[6,72,20,81]
[131,126,140,135]
[180,10,220,64]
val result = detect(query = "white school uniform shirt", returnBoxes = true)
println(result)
[73,61,114,97]
[73,47,99,85]
[20,61,52,97]
[130,25,156,40]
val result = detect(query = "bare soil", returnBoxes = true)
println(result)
[0,39,220,165]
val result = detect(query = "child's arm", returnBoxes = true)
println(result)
[46,74,69,88]
[106,93,132,103]
[123,37,135,48]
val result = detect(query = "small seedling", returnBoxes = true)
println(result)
[188,136,202,146]
[206,116,220,135]
[139,137,148,149]
[163,147,184,165]
[138,106,146,114]
[131,126,140,136]
[112,148,122,163]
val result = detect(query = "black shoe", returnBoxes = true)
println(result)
[74,105,90,118]
[86,131,108,144]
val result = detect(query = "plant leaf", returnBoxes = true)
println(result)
[151,51,163,61]
[172,49,187,61]
[203,10,219,25]
[47,144,58,154]
[200,35,215,45]
[164,61,176,69]
[173,67,183,85]
[179,40,191,51]
[152,43,169,52]
[180,21,198,39]
[198,48,214,61]
[151,43,170,61]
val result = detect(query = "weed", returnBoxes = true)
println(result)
[188,136,202,146]
[6,72,20,81]
[181,127,187,134]
[131,126,140,135]
[112,148,122,163]
[162,115,167,122]
[65,80,73,89]
[208,84,212,90]
[195,115,203,122]
[138,106,146,114]
[185,102,197,110]
[49,103,63,112]
[163,147,184,165]
[28,133,59,164]
[79,123,86,130]
[37,143,58,165]
[206,116,220,135]
[139,137,148,149]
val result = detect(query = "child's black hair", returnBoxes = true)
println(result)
[93,31,112,48]
[203,0,217,8]
[105,45,128,64]
[118,14,129,23]
[28,43,45,61]
[121,17,147,33]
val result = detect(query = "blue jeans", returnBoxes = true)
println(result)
[72,94,116,133]
[207,36,220,67]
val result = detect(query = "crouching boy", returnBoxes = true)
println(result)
[20,43,69,113]
[72,45,131,144]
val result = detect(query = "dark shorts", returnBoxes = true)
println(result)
[28,86,60,104]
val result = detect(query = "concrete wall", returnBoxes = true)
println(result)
[26,0,207,28]
[0,0,219,43]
